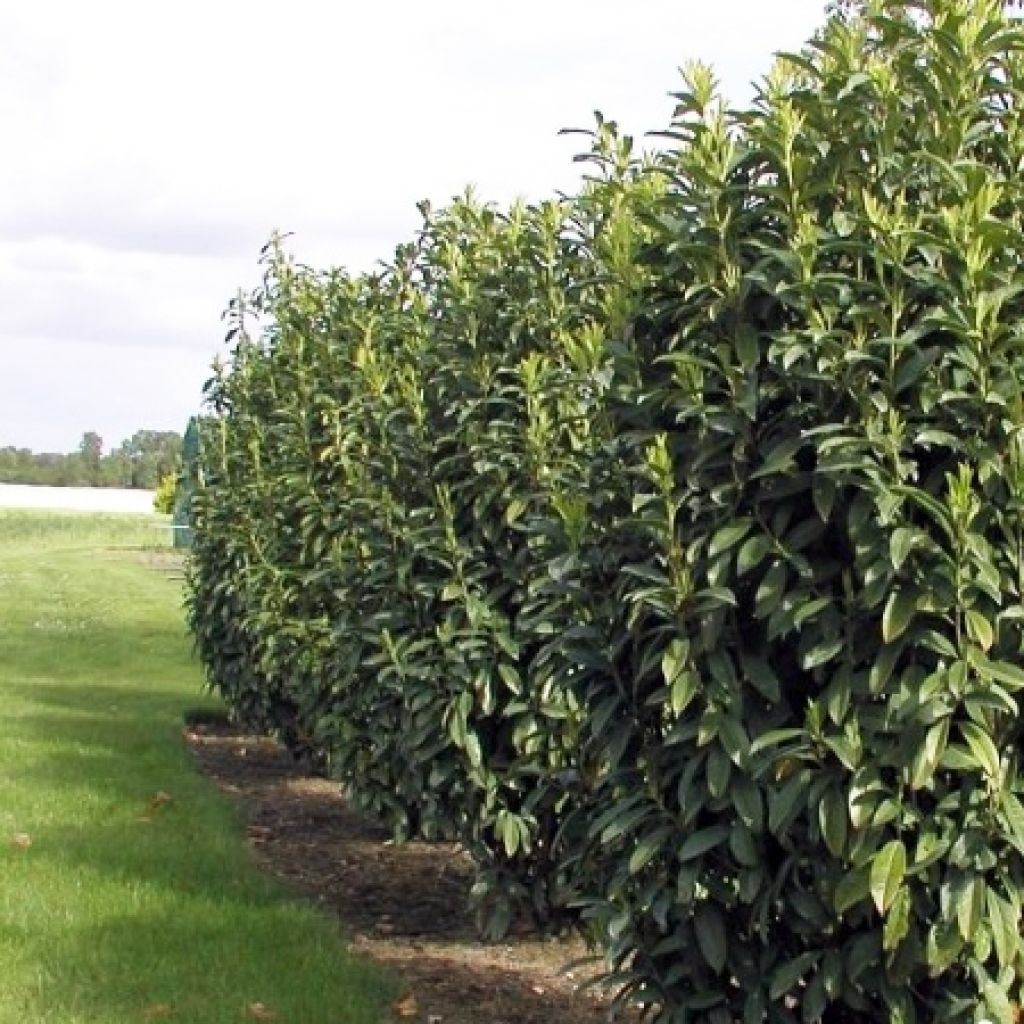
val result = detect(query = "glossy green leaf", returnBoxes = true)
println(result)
[709,520,753,558]
[870,840,906,915]
[910,718,948,790]
[755,561,787,619]
[882,590,916,643]
[956,875,985,942]
[883,886,910,951]
[694,904,727,974]
[707,745,732,798]
[973,654,1024,691]
[889,527,917,570]
[964,609,994,652]
[987,888,1019,971]
[769,952,819,1001]
[818,786,848,858]
[678,826,730,862]
[960,721,1001,779]
[662,637,689,687]
[737,535,772,575]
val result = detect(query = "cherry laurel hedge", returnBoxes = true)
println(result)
[187,3,1024,1020]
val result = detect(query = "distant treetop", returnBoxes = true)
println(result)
[0,429,183,489]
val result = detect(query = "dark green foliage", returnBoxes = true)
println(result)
[187,3,1024,1021]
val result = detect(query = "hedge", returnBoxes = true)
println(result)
[187,3,1024,1020]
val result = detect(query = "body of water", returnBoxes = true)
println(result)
[0,483,156,514]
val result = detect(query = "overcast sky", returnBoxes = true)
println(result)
[0,1,829,454]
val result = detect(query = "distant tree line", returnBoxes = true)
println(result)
[0,430,183,489]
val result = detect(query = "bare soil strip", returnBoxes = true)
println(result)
[184,719,628,1024]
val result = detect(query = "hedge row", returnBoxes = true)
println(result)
[187,3,1024,1021]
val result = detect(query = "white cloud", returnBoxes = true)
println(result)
[0,0,828,452]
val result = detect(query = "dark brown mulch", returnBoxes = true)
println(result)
[183,717,631,1024]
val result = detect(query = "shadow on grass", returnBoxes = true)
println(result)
[6,676,199,719]
[4,677,218,804]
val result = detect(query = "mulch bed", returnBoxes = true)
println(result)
[183,716,632,1024]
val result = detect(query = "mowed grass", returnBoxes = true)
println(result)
[0,510,392,1024]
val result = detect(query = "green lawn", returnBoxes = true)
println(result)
[0,510,392,1024]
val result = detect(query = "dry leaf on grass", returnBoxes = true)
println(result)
[9,833,32,849]
[392,992,419,1018]
[138,792,176,824]
[244,1002,278,1021]
[142,1005,175,1020]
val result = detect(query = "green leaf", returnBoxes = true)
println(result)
[972,654,1024,691]
[496,811,519,857]
[707,744,732,798]
[729,822,759,867]
[823,735,859,771]
[735,324,760,369]
[889,528,917,571]
[870,840,906,915]
[737,535,772,575]
[769,952,820,1001]
[671,670,700,715]
[910,718,948,790]
[999,792,1024,853]
[751,437,803,481]
[960,721,1001,779]
[821,951,842,999]
[956,875,985,942]
[678,825,730,861]
[709,519,752,558]
[848,768,884,829]
[740,651,781,703]
[750,727,804,755]
[818,786,848,858]
[964,609,994,652]
[868,641,901,695]
[883,886,910,951]
[812,474,836,522]
[792,597,832,627]
[743,991,767,1024]
[894,346,938,394]
[661,638,689,687]
[882,589,916,643]
[832,208,857,236]
[768,773,807,835]
[925,920,962,975]
[981,972,1015,1024]
[498,663,522,695]
[694,904,727,974]
[464,730,483,768]
[912,828,948,873]
[504,497,527,524]
[801,637,844,671]
[731,775,764,832]
[834,866,870,914]
[628,828,671,874]
[755,561,787,619]
[801,972,827,1024]
[987,888,1019,971]
[717,715,750,766]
